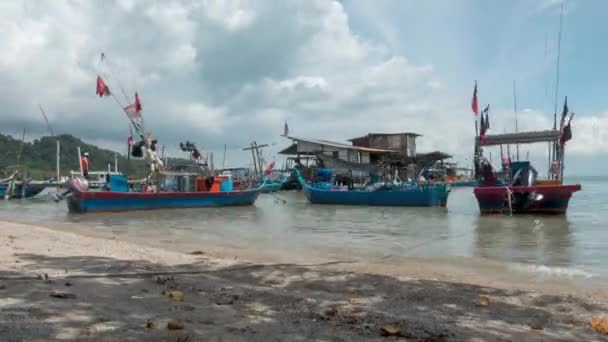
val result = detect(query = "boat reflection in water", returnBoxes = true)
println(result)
[473,214,573,271]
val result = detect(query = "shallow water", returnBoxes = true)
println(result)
[1,177,606,286]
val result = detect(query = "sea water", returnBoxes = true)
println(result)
[1,176,606,288]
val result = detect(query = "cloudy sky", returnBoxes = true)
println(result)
[1,0,606,175]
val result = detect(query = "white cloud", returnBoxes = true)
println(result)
[567,113,608,155]
[277,76,329,92]
[202,0,257,32]
[0,0,604,175]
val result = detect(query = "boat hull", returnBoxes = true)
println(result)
[448,180,479,187]
[67,189,260,213]
[259,175,289,193]
[473,184,581,214]
[0,183,46,199]
[302,184,449,207]
[260,182,282,193]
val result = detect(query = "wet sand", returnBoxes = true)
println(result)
[0,220,607,341]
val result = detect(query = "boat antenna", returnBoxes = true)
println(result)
[544,33,549,100]
[553,2,564,130]
[222,144,227,169]
[39,104,61,181]
[16,128,26,165]
[38,104,54,137]
[513,81,519,161]
[100,52,131,104]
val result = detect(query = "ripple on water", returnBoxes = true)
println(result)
[0,178,606,283]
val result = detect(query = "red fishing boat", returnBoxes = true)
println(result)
[473,128,581,215]
[472,7,582,214]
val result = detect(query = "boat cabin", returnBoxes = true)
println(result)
[70,170,124,189]
[158,171,236,193]
[473,129,563,185]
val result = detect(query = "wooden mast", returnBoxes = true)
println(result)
[513,81,520,161]
[243,142,269,179]
[552,2,565,181]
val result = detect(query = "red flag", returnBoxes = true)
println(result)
[264,161,275,176]
[127,133,134,147]
[135,92,142,112]
[123,104,140,119]
[96,75,111,97]
[471,81,478,116]
[123,92,142,119]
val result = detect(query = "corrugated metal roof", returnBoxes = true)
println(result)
[286,136,398,153]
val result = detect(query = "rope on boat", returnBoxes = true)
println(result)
[505,186,513,216]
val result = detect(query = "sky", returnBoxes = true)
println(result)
[0,0,606,175]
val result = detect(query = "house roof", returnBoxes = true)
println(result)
[278,143,301,155]
[282,136,398,154]
[347,132,422,141]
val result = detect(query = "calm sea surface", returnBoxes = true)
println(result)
[1,176,606,285]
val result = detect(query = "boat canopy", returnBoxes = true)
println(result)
[479,130,560,146]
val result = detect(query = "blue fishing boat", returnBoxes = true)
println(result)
[260,181,283,193]
[260,173,289,193]
[55,70,267,213]
[0,182,46,199]
[64,174,263,213]
[0,172,47,199]
[296,170,449,207]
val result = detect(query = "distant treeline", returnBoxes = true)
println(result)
[0,133,150,179]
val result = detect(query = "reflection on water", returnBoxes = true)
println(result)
[0,179,606,279]
[474,215,572,268]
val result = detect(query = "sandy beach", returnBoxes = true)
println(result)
[1,220,607,341]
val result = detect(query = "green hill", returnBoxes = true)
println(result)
[0,133,149,179]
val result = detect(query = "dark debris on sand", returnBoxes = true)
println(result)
[1,254,606,341]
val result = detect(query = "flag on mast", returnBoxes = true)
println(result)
[483,105,490,129]
[560,113,574,145]
[560,96,568,129]
[123,104,139,118]
[135,92,142,112]
[264,161,276,176]
[471,81,479,116]
[96,75,111,97]
[282,121,289,137]
[480,105,490,144]
[123,92,142,119]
